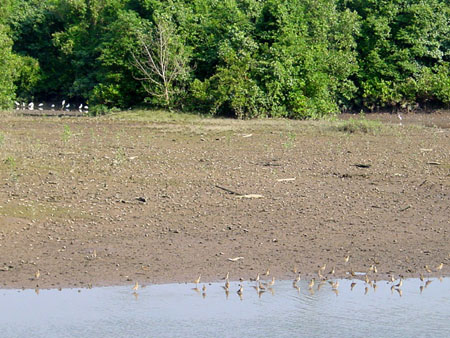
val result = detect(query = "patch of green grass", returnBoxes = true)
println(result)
[114,146,126,164]
[62,125,72,142]
[106,109,207,123]
[283,131,297,149]
[0,202,88,220]
[4,155,16,168]
[3,156,18,181]
[332,117,383,134]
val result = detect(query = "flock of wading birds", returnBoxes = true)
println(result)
[29,257,444,297]
[121,256,445,299]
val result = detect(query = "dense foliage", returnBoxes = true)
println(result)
[0,0,449,118]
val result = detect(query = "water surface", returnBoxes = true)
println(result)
[1,278,449,337]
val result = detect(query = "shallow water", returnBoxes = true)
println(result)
[1,278,449,337]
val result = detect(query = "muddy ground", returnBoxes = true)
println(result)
[0,111,448,289]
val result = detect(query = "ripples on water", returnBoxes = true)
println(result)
[0,278,448,337]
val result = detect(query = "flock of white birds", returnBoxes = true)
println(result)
[14,100,88,113]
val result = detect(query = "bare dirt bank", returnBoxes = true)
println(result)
[0,111,448,289]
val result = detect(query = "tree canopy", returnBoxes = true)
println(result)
[1,0,449,117]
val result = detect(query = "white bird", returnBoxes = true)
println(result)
[28,102,34,110]
[79,104,83,109]
[65,103,70,108]
[84,105,89,110]
[61,100,66,108]
[14,101,20,106]
[38,103,43,107]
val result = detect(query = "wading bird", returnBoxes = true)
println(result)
[194,275,201,286]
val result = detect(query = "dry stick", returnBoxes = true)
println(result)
[418,180,427,187]
[399,205,411,212]
[215,185,242,196]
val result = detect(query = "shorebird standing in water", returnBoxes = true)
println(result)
[194,275,201,287]
[237,284,243,296]
[318,269,324,280]
[132,281,139,291]
[436,263,444,271]
[258,282,266,292]
[293,273,301,285]
[308,278,315,289]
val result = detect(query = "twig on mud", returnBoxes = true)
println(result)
[418,180,427,187]
[277,178,296,182]
[215,185,242,196]
[353,163,371,168]
[399,205,411,212]
[235,194,264,199]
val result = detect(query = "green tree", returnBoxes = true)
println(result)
[0,24,16,108]
[347,0,450,109]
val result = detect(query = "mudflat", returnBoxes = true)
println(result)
[0,111,448,289]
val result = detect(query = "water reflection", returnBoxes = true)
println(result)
[0,278,448,337]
